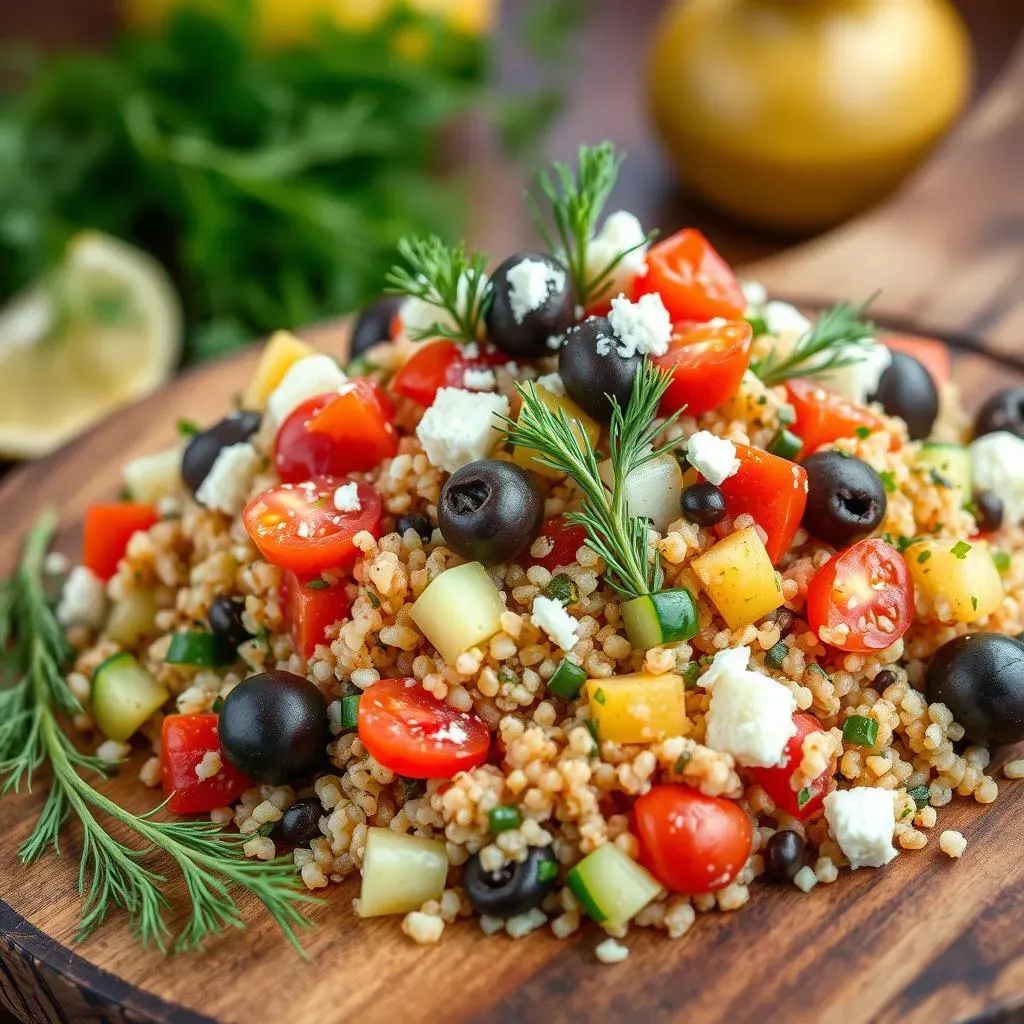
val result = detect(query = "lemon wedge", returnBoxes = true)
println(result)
[0,232,182,459]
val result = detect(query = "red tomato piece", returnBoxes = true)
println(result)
[161,714,251,815]
[390,340,507,407]
[243,478,382,575]
[82,502,160,581]
[527,515,589,572]
[713,444,808,564]
[806,538,914,653]
[785,378,885,455]
[358,677,491,779]
[283,571,353,660]
[634,785,753,894]
[748,713,834,819]
[653,319,752,417]
[275,379,397,484]
[633,228,745,323]
[882,335,951,387]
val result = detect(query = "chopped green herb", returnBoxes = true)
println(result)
[305,579,329,590]
[339,694,361,730]
[962,500,978,519]
[842,714,878,748]
[907,785,931,809]
[592,688,607,706]
[673,751,692,774]
[545,573,580,607]
[498,667,519,688]
[929,468,954,489]
[900,806,913,820]
[211,695,224,714]
[584,718,600,748]
[681,662,701,689]
[400,778,428,802]
[951,541,971,560]
[488,805,522,834]
[993,550,1011,574]
[854,426,871,439]
[917,550,932,564]
[177,418,200,438]
[896,535,920,553]
[255,822,277,838]
[547,660,587,700]
[971,596,978,611]
[537,858,559,884]
[765,641,789,671]
[117,485,133,501]
[809,663,829,681]
[797,787,812,810]
[879,470,897,494]
[365,591,381,609]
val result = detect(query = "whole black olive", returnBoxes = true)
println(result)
[764,830,806,883]
[485,252,575,359]
[802,451,887,548]
[208,596,251,650]
[351,295,403,358]
[182,411,262,497]
[559,316,641,424]
[974,491,1004,533]
[680,482,727,527]
[924,634,1024,746]
[279,797,324,846]
[974,388,1024,441]
[462,846,558,918]
[396,513,433,542]
[438,460,543,565]
[870,351,939,440]
[219,671,329,784]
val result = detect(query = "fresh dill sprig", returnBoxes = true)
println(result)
[502,362,683,598]
[384,235,490,344]
[526,141,655,309]
[0,510,319,953]
[750,298,878,387]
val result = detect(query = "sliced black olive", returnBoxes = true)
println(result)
[870,351,939,440]
[973,388,1024,441]
[351,295,403,358]
[181,411,262,497]
[764,830,806,883]
[279,797,324,846]
[208,595,251,650]
[558,316,641,424]
[680,482,727,527]
[218,671,329,784]
[396,513,433,542]
[974,491,1004,533]
[802,451,887,548]
[485,252,575,359]
[462,846,558,918]
[924,634,1024,746]
[438,459,543,565]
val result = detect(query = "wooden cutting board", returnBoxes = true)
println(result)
[2,29,1024,1024]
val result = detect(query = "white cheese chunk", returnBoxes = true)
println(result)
[823,788,898,868]
[741,280,767,314]
[333,482,362,513]
[399,271,489,340]
[607,293,672,358]
[56,566,108,629]
[415,387,510,474]
[195,442,259,516]
[535,372,565,397]
[686,431,740,486]
[700,647,797,767]
[763,301,812,338]
[506,258,564,324]
[813,340,892,406]
[462,367,496,391]
[970,431,1024,526]
[530,595,580,651]
[585,210,649,302]
[266,354,347,428]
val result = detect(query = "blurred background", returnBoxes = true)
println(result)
[0,0,1020,461]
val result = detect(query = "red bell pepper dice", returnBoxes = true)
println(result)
[161,714,251,815]
[283,570,353,660]
[83,502,160,581]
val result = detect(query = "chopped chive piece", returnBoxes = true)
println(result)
[488,805,521,833]
[854,426,871,439]
[545,573,580,606]
[765,641,789,671]
[584,718,600,747]
[547,659,587,700]
[917,550,932,564]
[365,590,381,608]
[842,714,879,748]
[879,470,897,494]
[993,549,1011,573]
[900,806,913,819]
[401,777,428,802]
[340,694,361,729]
[951,541,971,559]
[305,579,329,590]
[907,785,930,809]
[211,695,224,713]
[592,687,607,705]
[498,666,519,687]
[896,535,920,553]
[744,314,768,338]
[809,662,829,681]
[929,468,953,489]
[681,662,701,689]
[767,428,803,461]
[796,787,811,809]
[673,751,692,774]
[177,418,200,437]
[971,595,978,611]
[255,822,276,837]
[537,858,559,883]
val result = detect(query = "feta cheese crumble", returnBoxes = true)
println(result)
[535,372,565,397]
[700,647,797,767]
[595,938,630,964]
[585,210,649,302]
[266,354,347,427]
[56,566,108,630]
[195,442,260,517]
[607,293,672,358]
[741,280,767,314]
[416,388,510,474]
[530,595,579,651]
[763,301,812,338]
[462,367,496,391]
[970,431,1024,525]
[506,258,565,324]
[823,788,898,868]
[814,340,892,406]
[333,482,362,513]
[686,431,740,486]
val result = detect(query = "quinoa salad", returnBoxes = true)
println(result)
[22,144,1024,959]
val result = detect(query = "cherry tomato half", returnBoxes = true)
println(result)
[653,319,752,417]
[161,714,252,815]
[527,514,589,572]
[357,677,491,779]
[283,570,352,661]
[275,380,397,484]
[243,478,382,575]
[714,444,808,564]
[83,502,160,581]
[785,379,884,455]
[634,785,753,894]
[748,713,834,819]
[633,229,745,323]
[806,538,914,653]
[390,340,507,407]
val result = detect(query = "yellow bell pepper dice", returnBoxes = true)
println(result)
[906,539,1004,624]
[512,385,601,480]
[691,527,784,630]
[243,331,314,410]
[586,672,689,745]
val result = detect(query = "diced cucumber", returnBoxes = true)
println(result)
[90,652,170,742]
[547,659,587,700]
[621,588,698,649]
[106,590,158,647]
[357,827,448,918]
[165,631,235,667]
[915,442,970,492]
[566,843,661,927]
[122,445,183,504]
[767,428,803,461]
